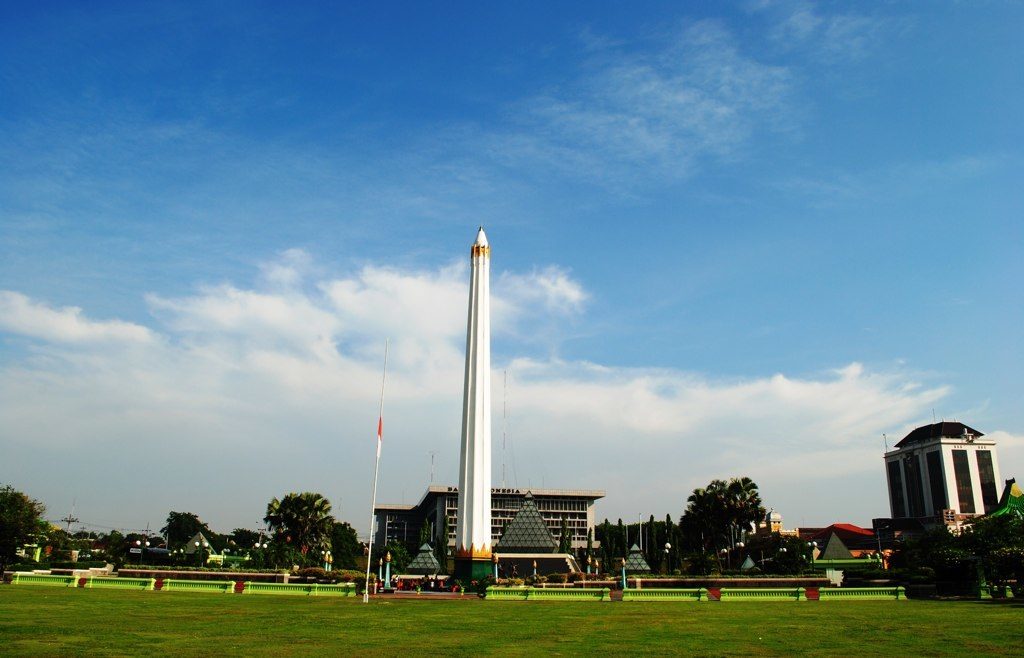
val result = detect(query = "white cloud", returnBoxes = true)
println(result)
[758,1,894,62]
[0,290,154,344]
[485,20,793,184]
[2,253,1012,532]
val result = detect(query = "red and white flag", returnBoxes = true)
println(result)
[376,416,383,457]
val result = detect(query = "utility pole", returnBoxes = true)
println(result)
[60,500,79,534]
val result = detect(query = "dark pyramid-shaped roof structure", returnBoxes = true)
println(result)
[406,543,442,574]
[624,544,651,573]
[895,422,983,448]
[496,492,557,553]
[818,532,853,560]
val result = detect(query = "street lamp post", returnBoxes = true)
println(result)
[492,553,499,580]
[134,538,150,566]
[384,551,392,588]
[586,555,592,575]
[194,540,208,567]
[720,547,729,570]
[664,542,672,574]
[620,557,627,590]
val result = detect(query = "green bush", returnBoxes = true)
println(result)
[331,569,366,583]
[294,567,329,581]
[547,573,567,583]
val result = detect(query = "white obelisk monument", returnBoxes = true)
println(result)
[454,227,493,581]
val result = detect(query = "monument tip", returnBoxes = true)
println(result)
[474,226,489,247]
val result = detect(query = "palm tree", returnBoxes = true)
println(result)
[725,477,765,547]
[264,492,334,558]
[681,477,766,554]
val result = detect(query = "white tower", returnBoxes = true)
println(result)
[454,227,493,580]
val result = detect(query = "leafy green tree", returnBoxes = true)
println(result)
[229,528,260,549]
[558,518,571,553]
[419,521,431,547]
[664,514,677,572]
[725,477,765,546]
[434,514,450,574]
[161,512,212,551]
[372,541,411,574]
[680,477,766,555]
[265,492,335,563]
[331,522,360,570]
[960,515,1024,591]
[98,530,125,564]
[744,533,808,575]
[0,485,47,578]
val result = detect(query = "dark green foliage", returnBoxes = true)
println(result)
[330,522,360,570]
[229,528,260,549]
[265,492,335,565]
[683,551,716,576]
[894,515,1024,593]
[0,484,47,579]
[161,512,213,551]
[433,515,450,574]
[371,541,410,574]
[680,477,766,554]
[742,533,811,575]
[558,518,570,553]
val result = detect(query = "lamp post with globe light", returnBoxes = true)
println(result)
[134,538,150,566]
[194,539,208,568]
[807,541,818,564]
[664,542,672,574]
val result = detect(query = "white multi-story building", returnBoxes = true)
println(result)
[884,422,1002,522]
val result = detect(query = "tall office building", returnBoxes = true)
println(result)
[884,421,1001,523]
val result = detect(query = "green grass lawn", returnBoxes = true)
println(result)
[1,585,1020,656]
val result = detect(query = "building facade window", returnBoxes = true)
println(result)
[903,454,927,517]
[952,450,975,514]
[887,460,906,518]
[976,450,998,512]
[925,450,947,513]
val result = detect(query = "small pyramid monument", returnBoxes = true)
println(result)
[818,533,853,560]
[406,543,442,575]
[495,492,557,553]
[624,544,651,573]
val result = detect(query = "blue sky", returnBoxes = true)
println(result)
[1,1,1022,536]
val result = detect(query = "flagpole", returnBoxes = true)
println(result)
[363,338,390,603]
